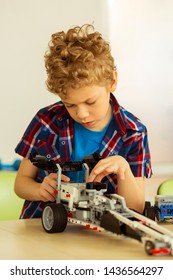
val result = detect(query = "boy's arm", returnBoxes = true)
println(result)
[87,155,145,213]
[117,172,145,214]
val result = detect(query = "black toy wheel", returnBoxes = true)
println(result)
[100,211,121,234]
[143,201,156,220]
[42,203,68,233]
[156,211,161,222]
[145,240,155,255]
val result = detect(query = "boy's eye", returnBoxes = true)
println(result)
[86,100,96,105]
[64,100,96,108]
[64,103,74,108]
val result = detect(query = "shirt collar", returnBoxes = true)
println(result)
[110,93,143,135]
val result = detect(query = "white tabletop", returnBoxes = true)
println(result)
[0,219,173,260]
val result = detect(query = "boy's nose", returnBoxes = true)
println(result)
[76,106,89,119]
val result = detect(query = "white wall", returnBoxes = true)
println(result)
[0,0,173,174]
[0,0,108,163]
[108,0,173,167]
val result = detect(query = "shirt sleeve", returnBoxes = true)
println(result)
[126,128,152,178]
[15,112,42,159]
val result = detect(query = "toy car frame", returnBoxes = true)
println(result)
[30,154,173,256]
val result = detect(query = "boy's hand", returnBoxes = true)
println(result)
[87,155,129,182]
[39,173,70,202]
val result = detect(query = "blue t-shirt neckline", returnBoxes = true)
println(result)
[71,120,110,161]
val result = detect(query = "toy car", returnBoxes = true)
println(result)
[155,195,173,222]
[30,153,173,256]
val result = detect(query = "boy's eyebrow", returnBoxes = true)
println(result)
[63,97,96,105]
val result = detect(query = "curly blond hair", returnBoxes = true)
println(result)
[45,24,116,97]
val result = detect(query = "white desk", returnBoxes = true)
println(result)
[0,219,173,260]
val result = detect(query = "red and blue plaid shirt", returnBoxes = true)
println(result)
[15,93,152,218]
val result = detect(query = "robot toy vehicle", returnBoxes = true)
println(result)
[30,153,173,256]
[155,195,173,222]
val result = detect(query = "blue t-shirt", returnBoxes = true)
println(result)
[64,121,109,182]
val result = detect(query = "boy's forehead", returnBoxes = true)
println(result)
[61,85,104,103]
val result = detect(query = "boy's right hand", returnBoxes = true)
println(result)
[39,173,70,202]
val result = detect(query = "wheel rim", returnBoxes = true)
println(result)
[43,206,54,231]
[145,241,155,255]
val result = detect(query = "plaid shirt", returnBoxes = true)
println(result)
[15,93,152,218]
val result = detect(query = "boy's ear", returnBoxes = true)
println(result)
[109,70,118,92]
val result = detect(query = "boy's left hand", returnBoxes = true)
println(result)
[87,155,129,182]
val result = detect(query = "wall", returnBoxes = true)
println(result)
[0,0,108,163]
[108,0,173,170]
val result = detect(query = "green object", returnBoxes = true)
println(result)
[0,171,24,220]
[157,179,173,195]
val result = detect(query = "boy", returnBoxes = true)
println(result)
[14,24,152,218]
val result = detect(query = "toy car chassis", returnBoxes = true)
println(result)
[30,154,173,256]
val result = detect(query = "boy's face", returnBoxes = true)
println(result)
[61,84,115,131]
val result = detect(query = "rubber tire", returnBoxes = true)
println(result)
[42,203,68,233]
[100,211,121,234]
[145,240,155,255]
[143,201,156,221]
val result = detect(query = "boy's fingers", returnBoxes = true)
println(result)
[116,167,125,180]
[61,174,70,182]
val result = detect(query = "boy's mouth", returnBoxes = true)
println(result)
[82,121,95,128]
